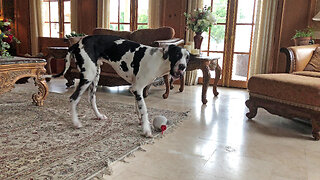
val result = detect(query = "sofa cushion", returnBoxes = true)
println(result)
[92,28,131,39]
[129,27,175,46]
[304,47,320,72]
[293,71,320,78]
[248,73,320,107]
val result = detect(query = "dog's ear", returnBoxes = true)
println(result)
[162,45,169,59]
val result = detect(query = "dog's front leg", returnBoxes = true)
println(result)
[132,88,152,137]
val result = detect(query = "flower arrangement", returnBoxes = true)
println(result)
[184,6,217,34]
[0,19,20,57]
[65,31,86,38]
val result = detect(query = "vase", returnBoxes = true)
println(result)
[293,37,312,46]
[194,32,203,50]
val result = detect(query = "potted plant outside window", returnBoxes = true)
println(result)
[292,27,314,46]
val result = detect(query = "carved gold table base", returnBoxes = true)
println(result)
[0,57,48,106]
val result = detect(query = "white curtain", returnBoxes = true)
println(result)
[249,0,278,77]
[29,0,42,56]
[97,0,110,28]
[148,0,163,28]
[185,0,203,85]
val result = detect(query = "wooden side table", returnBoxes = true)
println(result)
[46,46,69,75]
[0,57,48,106]
[163,55,221,104]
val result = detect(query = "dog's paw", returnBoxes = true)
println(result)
[97,114,107,120]
[73,121,83,128]
[143,126,153,138]
[143,130,153,138]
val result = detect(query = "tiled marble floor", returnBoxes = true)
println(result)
[48,79,319,180]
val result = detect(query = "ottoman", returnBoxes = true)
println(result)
[246,73,320,140]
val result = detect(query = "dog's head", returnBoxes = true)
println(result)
[163,45,189,79]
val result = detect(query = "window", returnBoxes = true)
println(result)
[109,0,149,31]
[41,0,71,38]
[197,0,257,88]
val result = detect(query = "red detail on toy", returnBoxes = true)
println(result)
[161,125,167,135]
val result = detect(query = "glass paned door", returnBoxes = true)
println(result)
[229,0,257,87]
[198,0,257,88]
[200,0,228,79]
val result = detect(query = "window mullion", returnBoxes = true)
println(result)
[49,0,52,37]
[59,0,64,38]
[131,0,138,31]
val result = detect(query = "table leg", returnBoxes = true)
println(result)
[201,63,210,104]
[179,74,185,92]
[213,64,221,96]
[32,72,48,106]
[162,74,170,99]
[45,55,53,82]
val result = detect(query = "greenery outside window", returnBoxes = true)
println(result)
[41,0,71,38]
[109,0,149,31]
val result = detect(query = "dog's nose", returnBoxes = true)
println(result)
[178,64,186,71]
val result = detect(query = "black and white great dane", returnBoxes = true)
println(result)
[49,35,189,137]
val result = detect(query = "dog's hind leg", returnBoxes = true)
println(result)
[88,65,107,120]
[70,77,93,128]
[131,87,152,137]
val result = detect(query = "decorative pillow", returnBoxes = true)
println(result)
[304,47,320,71]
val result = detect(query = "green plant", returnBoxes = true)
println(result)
[292,27,314,39]
[0,18,20,57]
[184,6,217,33]
[65,31,86,38]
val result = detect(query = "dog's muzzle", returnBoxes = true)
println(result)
[172,64,186,79]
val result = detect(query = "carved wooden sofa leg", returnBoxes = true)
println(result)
[311,115,320,141]
[245,98,258,119]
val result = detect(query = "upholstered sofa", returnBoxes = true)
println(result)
[64,27,184,97]
[246,44,320,140]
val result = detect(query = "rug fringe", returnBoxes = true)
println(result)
[87,110,190,179]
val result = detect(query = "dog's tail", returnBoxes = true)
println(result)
[44,43,77,79]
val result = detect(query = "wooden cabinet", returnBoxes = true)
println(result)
[272,0,316,73]
[162,0,187,38]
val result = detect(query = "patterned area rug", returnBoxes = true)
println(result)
[0,84,188,179]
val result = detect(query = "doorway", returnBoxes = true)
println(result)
[200,0,257,88]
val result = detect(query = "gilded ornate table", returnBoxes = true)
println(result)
[0,57,48,106]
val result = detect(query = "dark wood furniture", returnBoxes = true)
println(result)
[0,57,48,106]
[246,44,320,140]
[162,55,221,104]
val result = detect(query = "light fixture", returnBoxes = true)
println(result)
[313,11,320,21]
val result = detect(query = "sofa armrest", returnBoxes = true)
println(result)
[153,38,184,47]
[280,47,294,73]
[281,44,320,73]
